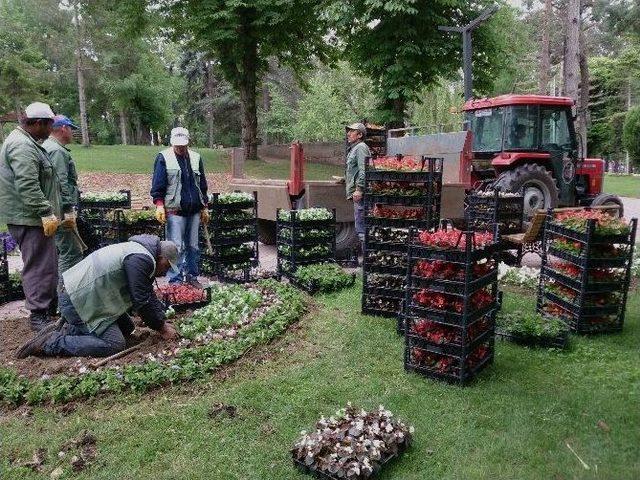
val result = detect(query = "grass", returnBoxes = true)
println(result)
[603,174,640,199]
[69,144,343,180]
[2,283,639,479]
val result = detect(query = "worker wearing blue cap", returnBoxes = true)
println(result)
[43,115,86,276]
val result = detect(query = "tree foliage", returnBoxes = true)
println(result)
[623,107,640,165]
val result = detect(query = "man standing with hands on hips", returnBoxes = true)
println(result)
[0,102,63,331]
[345,122,371,245]
[151,127,209,287]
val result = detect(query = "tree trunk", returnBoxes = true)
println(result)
[204,61,215,149]
[539,0,552,94]
[73,2,90,147]
[578,16,589,157]
[237,47,259,161]
[262,81,270,145]
[119,110,128,145]
[386,98,406,129]
[563,0,580,114]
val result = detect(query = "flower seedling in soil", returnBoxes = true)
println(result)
[410,316,491,345]
[279,227,333,241]
[371,205,425,220]
[366,274,404,290]
[553,210,630,236]
[293,264,354,293]
[215,191,254,205]
[155,284,207,306]
[413,259,494,281]
[364,296,401,313]
[291,404,413,479]
[410,343,490,374]
[278,244,331,258]
[371,155,424,171]
[369,227,408,244]
[278,208,333,222]
[497,311,568,341]
[370,181,425,196]
[80,191,127,202]
[219,210,253,223]
[366,251,407,268]
[413,288,494,313]
[417,229,494,250]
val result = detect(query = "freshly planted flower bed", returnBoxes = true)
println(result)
[537,212,637,334]
[0,280,305,406]
[290,263,356,294]
[496,311,569,349]
[292,404,413,480]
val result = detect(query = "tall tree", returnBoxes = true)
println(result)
[71,1,90,146]
[539,0,552,94]
[331,1,514,127]
[137,1,334,160]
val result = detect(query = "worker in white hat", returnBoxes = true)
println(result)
[0,102,64,331]
[150,126,209,287]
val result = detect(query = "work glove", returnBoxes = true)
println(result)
[155,205,166,224]
[200,208,210,224]
[41,214,60,237]
[61,211,77,229]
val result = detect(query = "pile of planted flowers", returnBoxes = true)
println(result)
[292,404,413,479]
[0,280,305,406]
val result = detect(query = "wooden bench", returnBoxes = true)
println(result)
[501,205,623,265]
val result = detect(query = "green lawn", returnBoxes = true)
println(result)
[69,144,343,180]
[603,174,640,198]
[2,283,639,479]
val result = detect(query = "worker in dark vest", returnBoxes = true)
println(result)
[0,102,63,331]
[151,127,209,288]
[345,122,371,242]
[16,235,179,358]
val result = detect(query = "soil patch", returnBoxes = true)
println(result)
[0,314,188,379]
[79,172,232,208]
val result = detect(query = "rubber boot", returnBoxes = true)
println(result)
[29,310,51,332]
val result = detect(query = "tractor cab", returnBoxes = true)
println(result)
[463,95,613,216]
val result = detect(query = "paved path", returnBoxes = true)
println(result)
[622,196,640,222]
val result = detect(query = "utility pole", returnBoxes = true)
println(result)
[438,5,499,102]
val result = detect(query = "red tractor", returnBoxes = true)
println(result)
[462,94,622,217]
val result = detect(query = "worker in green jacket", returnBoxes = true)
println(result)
[43,115,85,275]
[0,102,63,331]
[345,122,371,242]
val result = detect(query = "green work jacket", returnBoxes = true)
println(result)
[345,141,371,199]
[43,137,78,212]
[0,127,62,226]
[62,241,156,336]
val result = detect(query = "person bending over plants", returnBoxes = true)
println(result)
[16,234,179,359]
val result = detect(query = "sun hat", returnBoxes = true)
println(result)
[170,127,190,146]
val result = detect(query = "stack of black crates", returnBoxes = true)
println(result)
[276,208,336,280]
[111,208,164,242]
[361,156,442,318]
[464,188,524,235]
[200,191,259,282]
[77,190,132,253]
[537,211,637,334]
[403,228,500,384]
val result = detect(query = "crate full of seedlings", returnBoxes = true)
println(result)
[361,155,442,319]
[402,226,500,385]
[155,284,211,312]
[292,404,412,480]
[200,191,259,281]
[110,208,164,242]
[464,187,524,235]
[79,190,131,211]
[276,208,336,278]
[537,209,637,334]
[289,263,356,295]
[496,310,569,349]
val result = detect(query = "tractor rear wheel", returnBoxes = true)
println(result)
[494,164,559,219]
[335,221,359,257]
[257,219,276,245]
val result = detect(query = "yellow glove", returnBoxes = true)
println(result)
[41,215,60,237]
[200,208,210,224]
[61,212,77,229]
[155,205,166,224]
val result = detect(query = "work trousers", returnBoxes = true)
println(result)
[166,212,200,283]
[44,291,127,357]
[353,199,365,241]
[55,226,84,276]
[8,224,57,312]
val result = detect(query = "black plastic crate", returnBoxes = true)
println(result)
[404,319,495,357]
[208,191,256,211]
[362,294,402,318]
[541,265,626,293]
[362,284,406,299]
[157,286,211,312]
[408,270,498,295]
[405,300,498,328]
[365,194,434,207]
[79,189,131,210]
[545,218,635,245]
[496,329,569,349]
[547,244,631,268]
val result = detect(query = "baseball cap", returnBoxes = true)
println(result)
[159,240,179,270]
[52,115,79,130]
[346,122,366,135]
[170,127,190,146]
[24,102,55,120]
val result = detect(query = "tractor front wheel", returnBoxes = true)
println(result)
[494,164,559,219]
[590,193,624,217]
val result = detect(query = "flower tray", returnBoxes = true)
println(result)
[278,252,334,264]
[211,232,257,246]
[406,302,498,327]
[496,329,569,349]
[547,245,630,268]
[404,342,494,385]
[364,240,408,253]
[361,306,400,319]
[408,270,498,295]
[160,294,210,313]
[365,194,433,207]
[276,235,335,247]
[365,217,435,229]
[289,273,356,295]
[547,221,633,245]
[362,284,405,299]
[405,324,494,357]
[277,218,335,229]
[208,200,255,211]
[363,264,407,276]
[211,217,257,229]
[408,243,499,263]
[292,438,410,480]
[365,169,441,182]
[541,266,626,293]
[79,190,131,210]
[543,291,621,316]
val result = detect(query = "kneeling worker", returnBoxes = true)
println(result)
[17,234,179,358]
